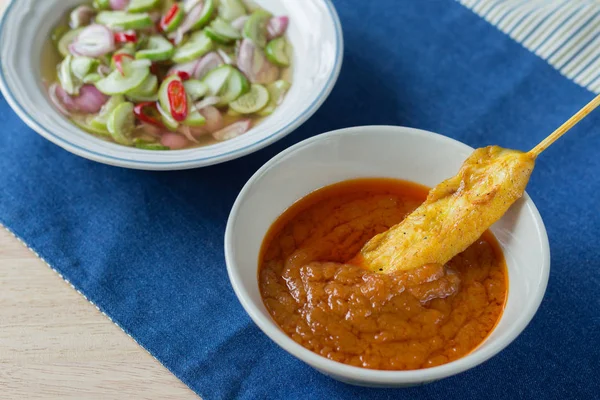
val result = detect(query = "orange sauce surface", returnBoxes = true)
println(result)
[258,178,508,370]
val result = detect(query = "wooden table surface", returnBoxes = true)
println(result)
[0,2,197,398]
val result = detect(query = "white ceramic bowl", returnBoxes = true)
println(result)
[0,0,342,170]
[225,126,550,387]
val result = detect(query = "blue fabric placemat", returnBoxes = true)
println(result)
[1,0,599,398]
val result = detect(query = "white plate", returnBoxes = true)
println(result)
[0,0,343,170]
[226,125,551,387]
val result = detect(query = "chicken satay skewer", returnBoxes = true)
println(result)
[355,94,600,274]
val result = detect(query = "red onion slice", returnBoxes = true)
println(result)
[161,133,190,149]
[267,16,289,40]
[237,39,279,84]
[69,24,115,57]
[194,96,220,110]
[212,119,251,141]
[199,106,224,133]
[48,83,72,116]
[231,15,249,31]
[110,0,130,10]
[194,52,224,79]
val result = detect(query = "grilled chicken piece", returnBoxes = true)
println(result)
[354,146,535,273]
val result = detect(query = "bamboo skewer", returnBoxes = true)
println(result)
[528,94,600,158]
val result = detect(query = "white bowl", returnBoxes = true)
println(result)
[0,0,343,170]
[225,125,550,387]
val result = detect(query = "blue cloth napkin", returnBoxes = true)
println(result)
[1,0,599,398]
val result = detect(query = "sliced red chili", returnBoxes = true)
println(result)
[113,53,134,76]
[114,30,137,44]
[167,79,188,122]
[160,4,180,31]
[133,102,165,129]
[168,71,190,81]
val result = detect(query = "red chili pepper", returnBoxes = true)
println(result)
[160,4,180,31]
[133,102,165,129]
[167,79,188,122]
[168,71,190,81]
[114,30,137,44]
[113,53,134,76]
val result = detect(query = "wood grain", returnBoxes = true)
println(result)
[0,2,197,398]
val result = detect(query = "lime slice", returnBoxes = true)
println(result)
[172,31,213,63]
[58,56,78,95]
[127,0,160,13]
[96,11,153,30]
[134,138,170,150]
[219,0,247,21]
[257,80,290,116]
[57,28,84,58]
[265,37,290,67]
[72,115,111,137]
[243,10,271,47]
[71,56,99,80]
[191,0,215,30]
[90,95,125,130]
[218,69,250,106]
[229,84,269,114]
[107,102,136,145]
[95,63,150,95]
[203,65,234,96]
[183,79,208,100]
[136,35,175,61]
[205,18,241,44]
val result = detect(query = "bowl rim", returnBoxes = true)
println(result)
[225,125,551,385]
[0,0,344,170]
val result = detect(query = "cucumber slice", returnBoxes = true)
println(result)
[183,103,206,126]
[96,11,153,30]
[205,18,241,44]
[265,37,290,67]
[92,0,110,10]
[71,56,99,80]
[243,10,271,47]
[219,0,247,21]
[127,92,159,102]
[90,95,125,130]
[107,102,136,145]
[127,74,158,97]
[157,102,179,131]
[136,35,175,61]
[127,0,160,13]
[57,28,84,57]
[172,31,213,63]
[95,63,150,95]
[190,0,215,30]
[83,73,102,84]
[257,80,290,116]
[202,65,233,96]
[161,5,184,33]
[52,25,70,46]
[110,48,136,70]
[58,55,78,95]
[134,138,170,150]
[218,69,250,106]
[229,83,269,114]
[183,80,208,101]
[72,115,111,137]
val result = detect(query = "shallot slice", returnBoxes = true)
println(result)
[237,39,279,84]
[231,15,249,31]
[49,83,72,116]
[109,0,130,10]
[266,16,289,40]
[177,2,204,36]
[161,133,190,149]
[168,60,199,78]
[212,119,251,141]
[195,96,220,110]
[199,106,224,133]
[194,52,224,79]
[70,6,96,29]
[72,85,110,114]
[69,24,115,57]
[177,125,200,143]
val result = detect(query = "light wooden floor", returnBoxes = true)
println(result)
[0,2,197,398]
